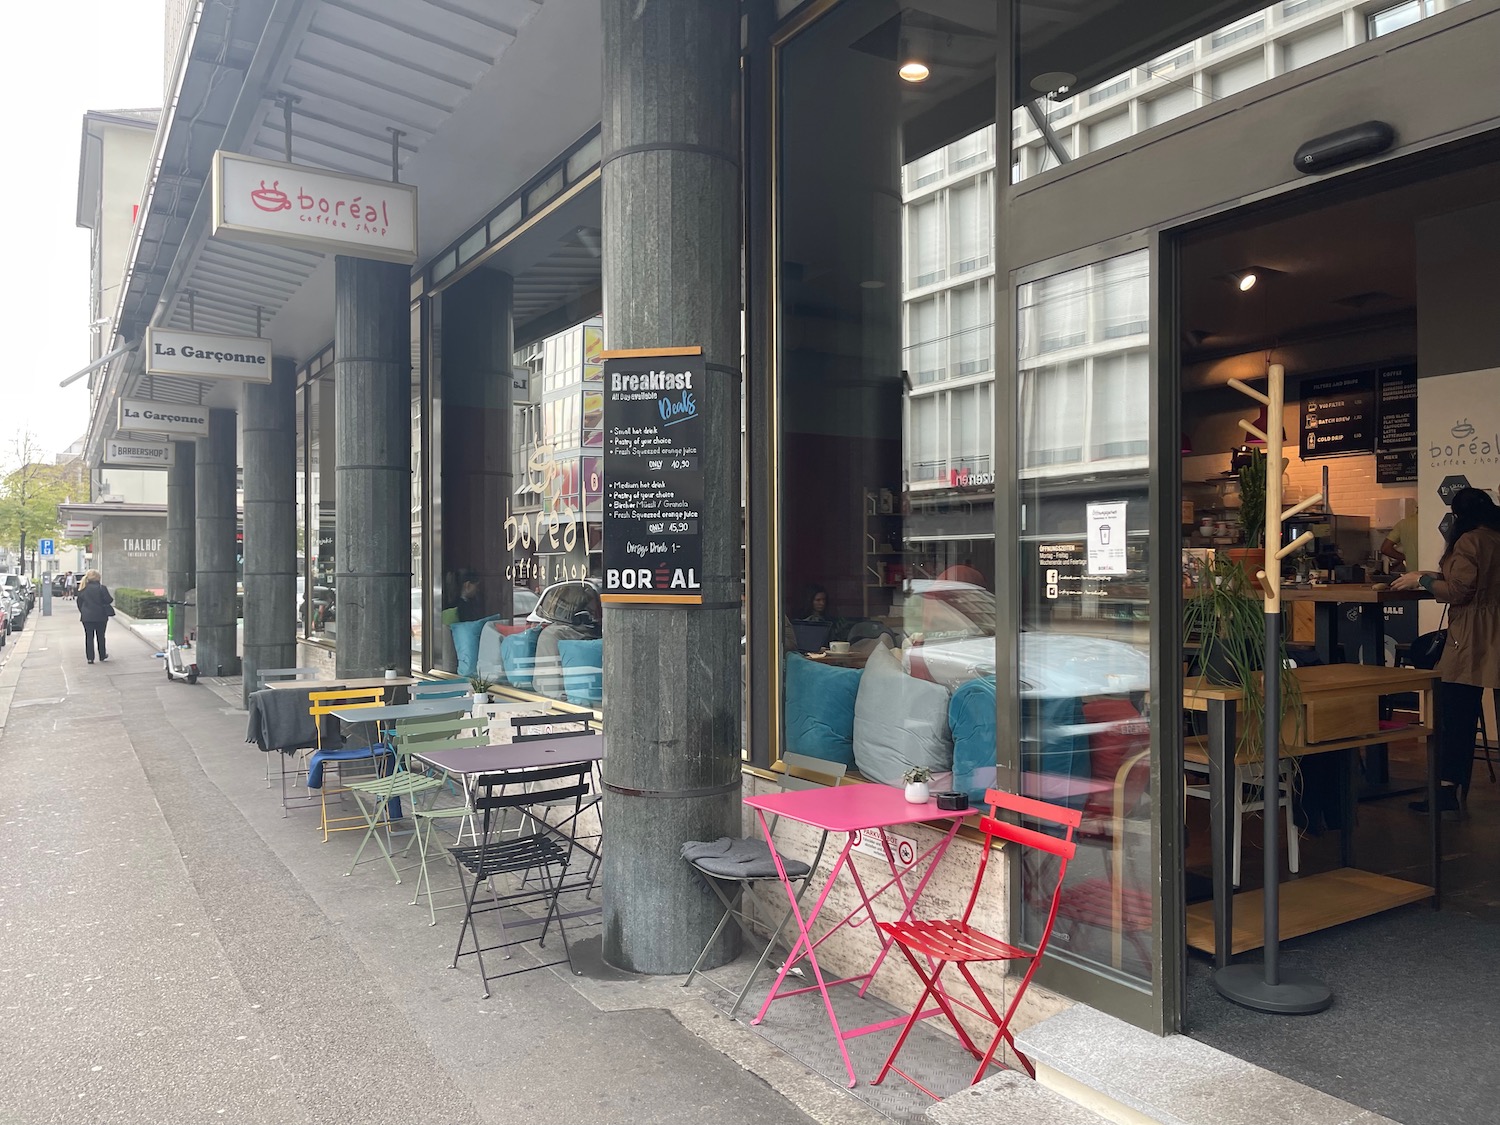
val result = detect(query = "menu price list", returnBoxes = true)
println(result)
[602,350,707,602]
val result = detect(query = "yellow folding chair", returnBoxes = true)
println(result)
[307,688,389,842]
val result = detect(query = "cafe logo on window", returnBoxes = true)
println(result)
[949,467,996,489]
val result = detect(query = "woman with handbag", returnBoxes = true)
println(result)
[76,569,115,665]
[1392,488,1500,815]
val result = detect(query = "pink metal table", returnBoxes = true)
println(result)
[744,784,967,1087]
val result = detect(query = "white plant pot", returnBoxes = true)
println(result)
[473,692,490,704]
[904,781,930,804]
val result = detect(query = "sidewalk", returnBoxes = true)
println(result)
[0,610,873,1125]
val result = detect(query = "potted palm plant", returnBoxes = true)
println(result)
[1184,554,1302,757]
[1228,447,1268,587]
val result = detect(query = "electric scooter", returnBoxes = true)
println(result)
[161,593,199,684]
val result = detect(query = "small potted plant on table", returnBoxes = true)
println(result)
[469,675,493,704]
[902,766,933,804]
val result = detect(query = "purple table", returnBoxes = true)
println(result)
[413,733,605,776]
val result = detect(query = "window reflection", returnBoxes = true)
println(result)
[1017,249,1153,985]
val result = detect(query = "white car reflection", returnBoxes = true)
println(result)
[898,580,1150,697]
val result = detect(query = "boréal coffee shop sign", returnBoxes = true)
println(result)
[146,328,272,383]
[117,398,210,437]
[212,152,418,264]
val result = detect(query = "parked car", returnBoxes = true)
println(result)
[511,586,539,625]
[0,597,8,642]
[527,578,602,637]
[3,587,28,631]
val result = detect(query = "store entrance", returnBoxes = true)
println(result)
[1174,142,1500,1125]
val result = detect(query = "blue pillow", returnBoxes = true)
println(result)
[558,638,604,707]
[950,676,997,804]
[451,613,505,679]
[784,653,861,767]
[501,627,543,690]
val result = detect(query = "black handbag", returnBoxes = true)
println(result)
[1409,607,1448,670]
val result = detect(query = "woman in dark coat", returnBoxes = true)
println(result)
[76,569,114,665]
[1392,488,1500,814]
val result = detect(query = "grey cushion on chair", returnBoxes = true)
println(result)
[681,837,811,880]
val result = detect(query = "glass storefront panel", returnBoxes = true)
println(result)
[411,300,425,669]
[778,1,998,794]
[1015,249,1154,985]
[308,374,336,643]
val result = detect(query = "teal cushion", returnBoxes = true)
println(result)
[949,676,997,804]
[784,653,861,767]
[451,613,504,679]
[558,638,604,707]
[500,627,543,690]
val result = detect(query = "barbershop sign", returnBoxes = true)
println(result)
[212,152,418,264]
[146,327,272,383]
[104,439,175,468]
[117,398,209,437]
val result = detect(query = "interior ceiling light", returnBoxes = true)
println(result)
[1237,271,1258,292]
[899,60,930,82]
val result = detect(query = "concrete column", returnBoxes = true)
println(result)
[166,441,196,644]
[194,408,240,677]
[241,357,298,704]
[334,255,411,679]
[601,0,742,974]
[439,270,513,638]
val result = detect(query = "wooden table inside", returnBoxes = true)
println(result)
[1183,663,1441,966]
[1278,583,1427,604]
[1280,584,1429,665]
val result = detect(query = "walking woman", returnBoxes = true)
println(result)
[76,569,114,665]
[1392,488,1500,815]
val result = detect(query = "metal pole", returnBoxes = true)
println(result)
[1214,362,1332,1013]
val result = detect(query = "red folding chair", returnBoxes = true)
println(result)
[872,789,1080,1098]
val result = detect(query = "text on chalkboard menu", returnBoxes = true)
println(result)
[601,347,706,604]
[1376,364,1417,452]
[1300,372,1375,458]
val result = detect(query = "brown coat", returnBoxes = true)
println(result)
[1437,525,1500,688]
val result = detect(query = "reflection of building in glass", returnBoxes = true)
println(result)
[1011,0,1470,181]
[509,319,604,589]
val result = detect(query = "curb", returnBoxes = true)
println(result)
[0,617,40,734]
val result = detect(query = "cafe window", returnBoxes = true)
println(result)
[410,299,425,670]
[305,373,336,643]
[778,0,998,804]
[1016,249,1154,986]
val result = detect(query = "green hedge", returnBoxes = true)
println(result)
[114,588,167,619]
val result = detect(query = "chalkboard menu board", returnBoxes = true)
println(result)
[1376,364,1417,451]
[1375,447,1418,484]
[1300,372,1375,458]
[601,347,706,605]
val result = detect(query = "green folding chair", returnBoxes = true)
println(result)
[397,717,495,924]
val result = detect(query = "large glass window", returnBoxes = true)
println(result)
[307,374,336,642]
[411,300,424,669]
[778,0,998,814]
[1016,249,1153,986]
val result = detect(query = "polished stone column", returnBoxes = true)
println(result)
[334,255,411,679]
[166,441,196,644]
[241,357,298,704]
[439,269,514,643]
[601,0,742,974]
[194,408,240,677]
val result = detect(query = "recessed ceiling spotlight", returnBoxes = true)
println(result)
[899,61,930,82]
[1237,271,1258,292]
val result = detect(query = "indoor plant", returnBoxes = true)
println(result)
[902,766,933,804]
[1228,447,1268,586]
[468,675,493,704]
[1183,553,1302,757]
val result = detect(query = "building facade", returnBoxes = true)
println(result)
[79,0,1500,1093]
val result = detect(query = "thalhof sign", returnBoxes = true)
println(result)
[146,328,272,383]
[212,152,418,264]
[104,439,176,468]
[117,398,210,437]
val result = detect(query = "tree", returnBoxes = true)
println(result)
[0,431,87,575]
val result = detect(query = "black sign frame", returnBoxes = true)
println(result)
[601,346,707,605]
[1299,372,1375,459]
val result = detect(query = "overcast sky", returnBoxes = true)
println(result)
[1,0,167,464]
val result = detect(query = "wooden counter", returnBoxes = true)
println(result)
[1183,663,1441,966]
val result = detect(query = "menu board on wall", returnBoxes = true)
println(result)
[601,347,706,605]
[1300,372,1375,458]
[1375,447,1418,484]
[1376,364,1418,451]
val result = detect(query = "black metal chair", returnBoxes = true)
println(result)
[508,714,604,894]
[449,760,593,998]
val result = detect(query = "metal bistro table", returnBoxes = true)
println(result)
[414,734,607,907]
[1183,663,1441,969]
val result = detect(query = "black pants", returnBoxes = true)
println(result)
[1439,680,1483,789]
[82,621,108,666]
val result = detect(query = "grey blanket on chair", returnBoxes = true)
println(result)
[681,837,811,879]
[245,687,342,755]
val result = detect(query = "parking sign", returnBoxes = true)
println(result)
[39,539,55,556]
